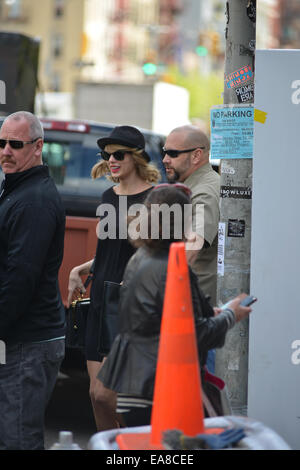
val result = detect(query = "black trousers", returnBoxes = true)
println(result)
[120,405,152,428]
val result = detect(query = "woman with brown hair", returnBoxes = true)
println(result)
[96,184,252,427]
[67,126,160,431]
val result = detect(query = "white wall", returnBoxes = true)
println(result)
[248,49,300,450]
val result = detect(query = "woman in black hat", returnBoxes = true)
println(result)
[67,126,160,431]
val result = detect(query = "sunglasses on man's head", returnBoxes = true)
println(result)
[162,146,204,158]
[100,150,131,161]
[153,183,192,198]
[0,137,40,150]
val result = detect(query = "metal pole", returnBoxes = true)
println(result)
[215,0,256,415]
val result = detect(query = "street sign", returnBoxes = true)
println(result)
[248,49,300,450]
[210,104,254,159]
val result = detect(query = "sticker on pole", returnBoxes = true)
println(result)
[210,104,254,159]
[217,222,226,276]
[235,82,254,103]
[227,219,246,238]
[225,65,253,89]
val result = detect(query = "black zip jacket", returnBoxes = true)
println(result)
[0,165,66,343]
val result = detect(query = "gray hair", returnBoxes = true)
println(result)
[4,111,44,140]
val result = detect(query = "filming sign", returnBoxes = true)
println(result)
[210,104,254,159]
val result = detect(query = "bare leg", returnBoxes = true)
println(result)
[87,359,120,431]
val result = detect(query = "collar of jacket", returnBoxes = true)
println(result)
[0,165,49,199]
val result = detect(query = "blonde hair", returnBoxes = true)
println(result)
[91,144,160,184]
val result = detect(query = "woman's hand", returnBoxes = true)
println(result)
[213,307,222,317]
[66,259,95,307]
[225,293,252,322]
[67,267,86,308]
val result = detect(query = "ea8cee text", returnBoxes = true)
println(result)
[150,454,194,465]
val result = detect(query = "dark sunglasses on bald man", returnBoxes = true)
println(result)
[162,146,205,158]
[0,137,40,149]
[100,150,132,161]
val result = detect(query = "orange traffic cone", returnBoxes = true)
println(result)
[116,242,208,450]
[150,241,205,445]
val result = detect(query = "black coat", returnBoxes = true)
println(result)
[0,165,66,342]
[98,246,233,400]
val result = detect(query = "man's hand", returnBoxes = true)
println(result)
[185,231,204,264]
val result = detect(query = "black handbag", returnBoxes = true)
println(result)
[98,280,121,358]
[65,263,94,349]
[66,297,90,349]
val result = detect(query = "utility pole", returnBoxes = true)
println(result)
[215,0,256,415]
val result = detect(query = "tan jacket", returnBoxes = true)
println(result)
[184,163,220,306]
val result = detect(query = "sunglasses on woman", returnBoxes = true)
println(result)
[100,150,131,161]
[0,137,40,150]
[153,183,192,198]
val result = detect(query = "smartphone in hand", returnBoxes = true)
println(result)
[240,295,257,307]
[221,295,257,310]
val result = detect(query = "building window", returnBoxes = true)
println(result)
[50,72,61,92]
[54,0,65,18]
[52,33,64,58]
[5,0,22,18]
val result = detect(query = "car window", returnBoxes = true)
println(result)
[144,133,166,178]
[42,138,112,197]
[43,141,70,185]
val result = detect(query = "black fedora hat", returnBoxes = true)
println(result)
[97,125,150,162]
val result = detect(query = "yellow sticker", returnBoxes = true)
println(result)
[254,108,268,124]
